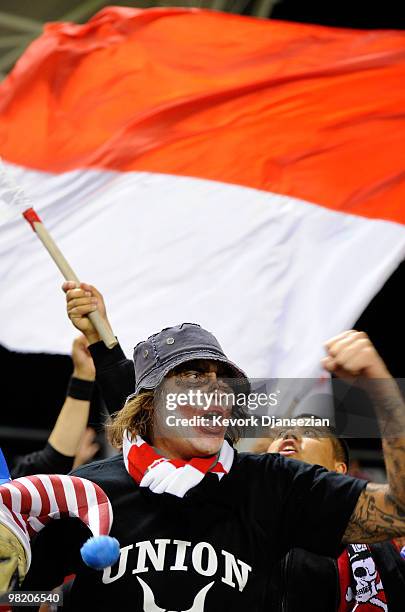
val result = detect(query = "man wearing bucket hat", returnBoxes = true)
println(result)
[20,281,405,611]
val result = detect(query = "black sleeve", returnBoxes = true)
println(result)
[259,454,367,558]
[89,340,135,414]
[11,443,74,479]
[280,456,367,556]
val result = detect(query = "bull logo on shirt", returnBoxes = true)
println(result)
[137,577,214,612]
[102,539,252,595]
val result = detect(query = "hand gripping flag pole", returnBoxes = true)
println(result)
[0,160,117,349]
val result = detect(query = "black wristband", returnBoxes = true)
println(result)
[67,377,95,401]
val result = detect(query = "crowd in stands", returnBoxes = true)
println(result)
[0,281,404,611]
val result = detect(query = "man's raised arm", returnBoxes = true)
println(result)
[322,330,405,544]
[62,281,135,413]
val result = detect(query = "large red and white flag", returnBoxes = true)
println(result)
[0,7,404,377]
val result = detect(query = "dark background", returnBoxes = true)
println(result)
[268,0,405,29]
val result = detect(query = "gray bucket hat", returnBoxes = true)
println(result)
[128,322,250,399]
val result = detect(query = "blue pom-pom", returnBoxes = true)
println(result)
[80,535,120,570]
[401,546,405,560]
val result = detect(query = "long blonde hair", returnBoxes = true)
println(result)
[106,391,155,449]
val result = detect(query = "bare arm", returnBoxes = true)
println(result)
[48,397,91,457]
[48,335,95,457]
[322,331,405,544]
[344,483,405,543]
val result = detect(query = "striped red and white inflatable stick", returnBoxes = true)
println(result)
[0,475,114,569]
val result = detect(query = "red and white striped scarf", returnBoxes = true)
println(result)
[123,432,234,498]
[0,474,113,569]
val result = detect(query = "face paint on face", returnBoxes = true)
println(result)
[152,360,236,460]
[0,523,27,592]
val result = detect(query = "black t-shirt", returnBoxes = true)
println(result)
[21,449,366,611]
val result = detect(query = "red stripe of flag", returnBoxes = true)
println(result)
[49,475,69,515]
[26,523,36,537]
[8,480,34,515]
[70,476,88,523]
[93,482,111,535]
[27,475,50,518]
[10,510,27,534]
[0,487,26,532]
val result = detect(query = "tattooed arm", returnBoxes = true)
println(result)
[343,483,405,543]
[322,330,405,544]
